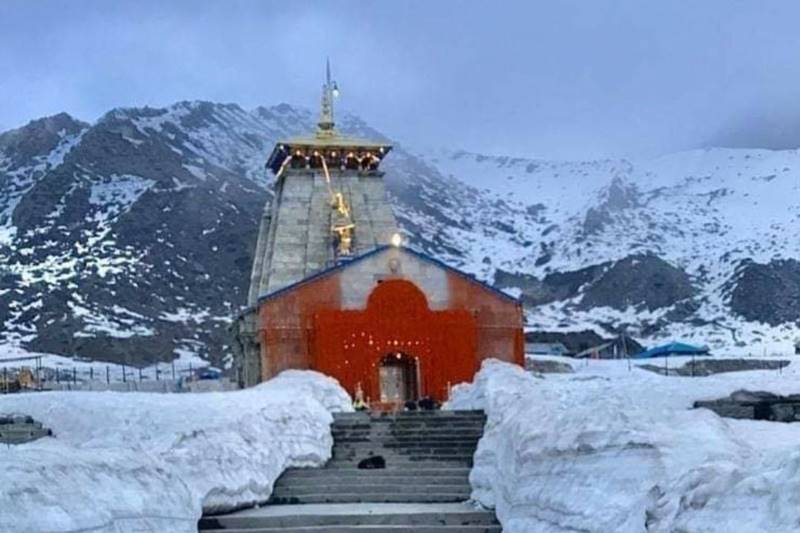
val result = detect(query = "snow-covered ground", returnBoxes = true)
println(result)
[449,358,800,533]
[0,370,352,533]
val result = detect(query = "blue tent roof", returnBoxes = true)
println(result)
[633,342,710,359]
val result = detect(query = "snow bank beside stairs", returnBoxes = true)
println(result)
[448,359,800,533]
[0,370,352,533]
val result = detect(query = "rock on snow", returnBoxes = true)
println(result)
[0,370,352,533]
[448,359,800,533]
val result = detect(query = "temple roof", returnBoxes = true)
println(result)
[266,136,391,173]
[256,244,522,306]
[266,60,392,174]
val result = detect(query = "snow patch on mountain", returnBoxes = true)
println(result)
[0,121,87,245]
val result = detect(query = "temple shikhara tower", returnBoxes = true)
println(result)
[234,63,523,405]
[248,60,398,299]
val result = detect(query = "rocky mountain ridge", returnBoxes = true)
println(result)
[415,147,800,353]
[1,101,798,366]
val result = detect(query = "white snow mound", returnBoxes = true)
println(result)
[0,370,352,533]
[448,358,800,533]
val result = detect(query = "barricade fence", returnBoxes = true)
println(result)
[0,361,238,394]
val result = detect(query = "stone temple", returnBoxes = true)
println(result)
[233,63,523,405]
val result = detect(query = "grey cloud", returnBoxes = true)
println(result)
[2,0,800,158]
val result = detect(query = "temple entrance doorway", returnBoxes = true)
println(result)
[379,352,418,403]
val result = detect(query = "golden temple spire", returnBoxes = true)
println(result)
[318,57,339,137]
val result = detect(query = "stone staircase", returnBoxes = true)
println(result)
[199,410,501,532]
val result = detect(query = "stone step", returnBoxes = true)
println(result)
[334,424,485,431]
[330,449,476,457]
[334,420,485,425]
[331,427,485,436]
[272,484,469,496]
[332,439,480,447]
[270,493,473,504]
[332,430,485,438]
[334,452,478,460]
[332,410,485,419]
[333,433,482,440]
[332,416,486,424]
[332,432,483,439]
[200,505,498,529]
[331,429,486,436]
[322,464,474,471]
[278,467,472,478]
[335,427,485,434]
[332,419,486,425]
[332,418,486,425]
[201,526,501,533]
[333,421,487,426]
[330,453,476,461]
[334,440,478,450]
[330,454,475,464]
[332,422,487,428]
[203,526,500,533]
[332,435,483,444]
[333,414,486,419]
[268,493,471,505]
[332,440,480,448]
[328,460,474,468]
[325,457,474,467]
[334,421,485,426]
[333,444,477,453]
[276,475,469,487]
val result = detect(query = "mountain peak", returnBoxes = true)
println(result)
[0,111,86,141]
[0,112,87,164]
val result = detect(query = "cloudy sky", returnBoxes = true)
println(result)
[2,0,800,158]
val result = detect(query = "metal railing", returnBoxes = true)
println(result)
[0,360,236,394]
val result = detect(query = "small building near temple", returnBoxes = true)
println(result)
[233,62,524,404]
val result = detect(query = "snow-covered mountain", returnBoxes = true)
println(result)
[409,148,800,354]
[1,102,798,366]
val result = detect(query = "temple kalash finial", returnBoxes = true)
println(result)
[317,57,339,137]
